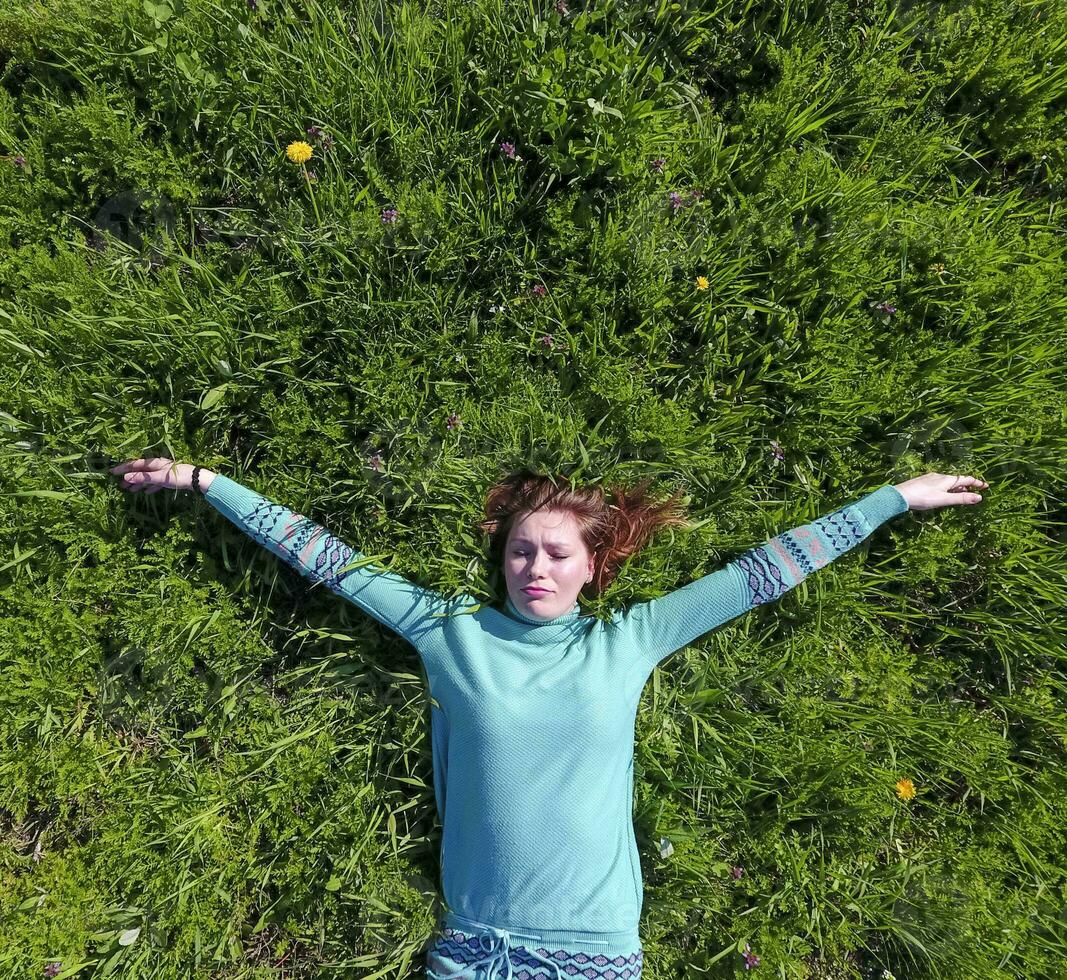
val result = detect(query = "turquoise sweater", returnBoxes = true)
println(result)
[203,475,909,954]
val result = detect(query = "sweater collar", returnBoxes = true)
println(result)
[504,593,582,626]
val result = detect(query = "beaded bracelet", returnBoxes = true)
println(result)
[192,465,203,494]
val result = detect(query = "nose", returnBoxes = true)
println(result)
[526,555,553,581]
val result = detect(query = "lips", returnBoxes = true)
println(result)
[522,587,551,595]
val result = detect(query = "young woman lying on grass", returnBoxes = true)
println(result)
[110,458,987,977]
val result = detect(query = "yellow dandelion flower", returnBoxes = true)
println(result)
[895,778,916,801]
[695,275,709,290]
[286,141,314,164]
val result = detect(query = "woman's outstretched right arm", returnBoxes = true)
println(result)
[110,459,451,648]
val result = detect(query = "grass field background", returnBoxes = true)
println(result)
[1,0,1065,976]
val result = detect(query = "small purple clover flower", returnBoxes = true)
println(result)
[306,127,333,154]
[742,943,760,970]
[555,0,569,13]
[380,208,398,224]
[668,188,703,213]
[531,284,547,298]
[446,413,463,430]
[247,0,258,9]
[13,154,27,169]
[368,452,384,472]
[44,964,62,978]
[500,140,516,159]
[870,299,897,316]
[769,440,785,462]
[650,157,665,173]
[540,333,554,349]
[731,865,745,880]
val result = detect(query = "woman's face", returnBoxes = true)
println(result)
[504,509,595,621]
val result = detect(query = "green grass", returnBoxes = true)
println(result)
[1,0,1065,976]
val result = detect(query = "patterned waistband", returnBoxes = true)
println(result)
[436,910,643,964]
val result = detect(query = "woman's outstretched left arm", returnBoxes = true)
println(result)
[614,472,988,672]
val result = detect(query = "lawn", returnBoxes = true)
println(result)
[0,0,1065,977]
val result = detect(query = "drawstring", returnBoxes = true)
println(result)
[427,923,564,980]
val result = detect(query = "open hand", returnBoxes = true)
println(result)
[109,457,196,494]
[893,472,989,512]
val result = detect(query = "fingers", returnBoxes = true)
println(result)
[936,473,989,505]
[951,483,984,504]
[109,458,176,493]
[946,476,989,499]
[109,460,147,491]
[125,475,160,492]
[110,459,144,474]
[109,458,173,482]
[110,459,151,490]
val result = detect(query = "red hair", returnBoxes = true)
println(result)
[474,467,693,600]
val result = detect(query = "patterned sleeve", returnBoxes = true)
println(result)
[203,474,451,650]
[613,485,909,672]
